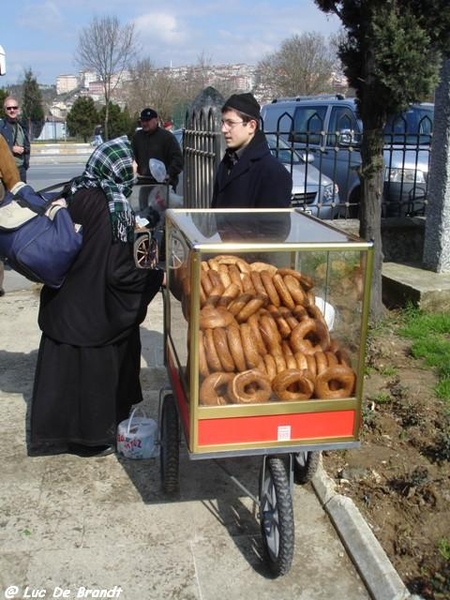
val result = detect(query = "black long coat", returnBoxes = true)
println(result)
[30,188,164,448]
[211,130,292,209]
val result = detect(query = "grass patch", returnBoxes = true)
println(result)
[397,306,450,400]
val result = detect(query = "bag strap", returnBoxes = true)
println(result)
[37,181,72,195]
[12,188,50,216]
[126,406,150,434]
[11,181,73,217]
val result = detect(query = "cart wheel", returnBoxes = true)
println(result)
[294,451,321,484]
[134,234,159,269]
[160,394,179,494]
[259,456,295,577]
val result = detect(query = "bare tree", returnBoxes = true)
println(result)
[125,58,157,117]
[256,32,339,98]
[75,15,138,139]
[126,58,184,124]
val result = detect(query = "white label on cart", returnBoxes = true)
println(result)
[277,425,291,441]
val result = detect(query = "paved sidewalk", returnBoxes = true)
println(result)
[0,271,411,600]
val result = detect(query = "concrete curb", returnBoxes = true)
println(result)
[312,460,419,600]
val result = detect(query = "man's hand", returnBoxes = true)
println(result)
[12,145,24,155]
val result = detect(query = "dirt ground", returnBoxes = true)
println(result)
[322,314,450,600]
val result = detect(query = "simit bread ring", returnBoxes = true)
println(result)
[314,350,328,375]
[240,322,262,368]
[226,325,247,373]
[198,330,210,378]
[305,353,317,377]
[267,304,292,339]
[314,365,356,399]
[263,354,278,381]
[209,255,250,274]
[250,270,269,300]
[228,369,272,404]
[273,273,295,310]
[212,327,235,372]
[203,328,223,372]
[199,305,237,329]
[236,296,266,323]
[283,274,307,306]
[227,293,253,316]
[216,263,232,288]
[277,268,314,291]
[294,351,308,371]
[201,270,213,295]
[260,270,280,307]
[250,261,277,275]
[259,313,282,354]
[217,282,241,308]
[241,272,256,295]
[290,317,330,354]
[272,369,315,401]
[227,264,244,291]
[284,352,298,370]
[248,313,268,356]
[199,372,234,406]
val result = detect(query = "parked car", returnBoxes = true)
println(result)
[261,95,434,217]
[172,129,341,220]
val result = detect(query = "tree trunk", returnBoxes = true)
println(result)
[359,122,385,323]
[358,44,387,324]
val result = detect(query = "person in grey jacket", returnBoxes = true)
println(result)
[0,96,30,183]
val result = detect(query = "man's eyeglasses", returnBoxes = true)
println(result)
[221,119,246,130]
[5,106,18,111]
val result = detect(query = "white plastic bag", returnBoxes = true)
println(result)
[116,407,159,459]
[149,158,167,183]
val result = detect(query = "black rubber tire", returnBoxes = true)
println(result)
[294,451,321,484]
[259,456,295,577]
[160,394,179,494]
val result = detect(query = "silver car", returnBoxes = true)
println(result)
[172,129,341,220]
[265,133,340,219]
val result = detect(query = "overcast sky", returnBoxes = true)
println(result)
[0,0,340,87]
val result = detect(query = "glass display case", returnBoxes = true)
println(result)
[164,208,373,457]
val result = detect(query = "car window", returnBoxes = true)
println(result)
[292,106,327,144]
[327,106,361,146]
[265,134,302,165]
[384,107,433,145]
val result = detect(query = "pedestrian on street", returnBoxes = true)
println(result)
[211,92,292,210]
[132,107,183,198]
[29,136,165,457]
[0,96,30,183]
[93,124,103,146]
[0,135,21,297]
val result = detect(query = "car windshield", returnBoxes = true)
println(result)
[265,133,303,165]
[384,106,433,145]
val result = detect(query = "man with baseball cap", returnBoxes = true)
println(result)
[132,107,183,195]
[211,92,292,209]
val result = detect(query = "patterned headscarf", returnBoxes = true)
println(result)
[69,135,135,242]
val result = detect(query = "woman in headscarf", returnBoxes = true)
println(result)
[30,136,164,456]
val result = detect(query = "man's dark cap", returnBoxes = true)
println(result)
[140,108,158,121]
[222,93,260,120]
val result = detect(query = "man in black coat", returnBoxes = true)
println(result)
[211,93,292,209]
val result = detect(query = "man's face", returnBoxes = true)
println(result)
[221,109,256,150]
[4,101,19,121]
[141,117,158,133]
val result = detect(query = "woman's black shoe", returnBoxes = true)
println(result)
[68,443,115,457]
